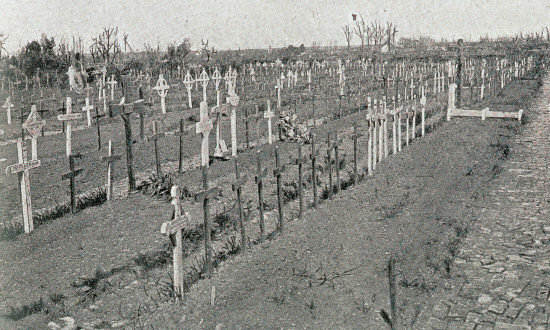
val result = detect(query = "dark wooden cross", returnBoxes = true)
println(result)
[310,132,320,207]
[352,123,363,183]
[294,144,308,220]
[135,87,153,141]
[273,146,287,233]
[148,121,165,177]
[111,98,137,192]
[194,166,221,278]
[101,140,121,201]
[254,149,269,242]
[62,154,83,213]
[332,131,343,193]
[232,157,249,253]
[174,118,189,174]
[326,132,333,199]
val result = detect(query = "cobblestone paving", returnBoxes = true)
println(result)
[416,78,550,329]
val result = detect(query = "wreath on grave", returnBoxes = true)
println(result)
[279,110,311,144]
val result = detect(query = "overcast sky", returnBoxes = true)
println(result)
[1,0,549,53]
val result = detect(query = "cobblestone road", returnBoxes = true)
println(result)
[416,77,550,329]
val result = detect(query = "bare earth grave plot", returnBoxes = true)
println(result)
[0,30,548,329]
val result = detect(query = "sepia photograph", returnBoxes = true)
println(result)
[0,0,549,328]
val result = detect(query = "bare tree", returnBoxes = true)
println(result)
[200,39,216,63]
[385,22,398,53]
[0,33,8,58]
[90,26,121,66]
[342,25,353,51]
[353,15,368,57]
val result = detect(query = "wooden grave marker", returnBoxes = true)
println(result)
[264,99,275,144]
[232,157,249,253]
[57,97,83,156]
[147,121,165,176]
[22,104,46,160]
[254,150,269,242]
[5,139,41,233]
[61,154,83,214]
[310,132,320,206]
[196,101,213,167]
[183,71,194,109]
[175,118,189,174]
[294,144,308,220]
[352,123,362,183]
[101,140,121,201]
[2,96,13,124]
[273,146,287,233]
[82,97,94,127]
[153,74,170,114]
[160,185,189,300]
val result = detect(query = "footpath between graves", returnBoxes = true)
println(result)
[0,75,538,329]
[414,75,550,329]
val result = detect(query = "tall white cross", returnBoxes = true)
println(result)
[227,81,240,157]
[196,101,213,167]
[264,99,275,144]
[212,67,222,106]
[57,97,83,156]
[153,74,170,114]
[2,96,14,125]
[106,74,117,101]
[22,105,46,160]
[197,69,209,102]
[5,139,41,233]
[183,71,194,109]
[82,97,94,127]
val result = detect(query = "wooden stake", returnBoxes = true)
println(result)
[62,155,83,214]
[273,146,287,232]
[255,150,268,242]
[232,157,249,253]
[294,144,308,220]
[310,132,319,207]
[101,141,121,201]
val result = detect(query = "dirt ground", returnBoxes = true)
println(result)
[0,67,541,329]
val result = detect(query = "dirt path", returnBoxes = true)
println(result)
[414,76,550,328]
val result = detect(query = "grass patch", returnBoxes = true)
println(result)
[0,188,107,241]
[4,298,44,321]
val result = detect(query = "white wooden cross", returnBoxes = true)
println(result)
[153,74,170,114]
[279,71,285,90]
[196,101,214,167]
[264,99,275,144]
[3,96,14,125]
[22,105,46,160]
[212,67,222,106]
[82,97,94,127]
[197,69,209,102]
[5,139,41,233]
[57,97,83,156]
[106,74,117,101]
[183,70,194,109]
[230,69,238,90]
[160,185,189,300]
[226,80,240,157]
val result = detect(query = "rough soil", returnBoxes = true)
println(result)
[0,68,541,329]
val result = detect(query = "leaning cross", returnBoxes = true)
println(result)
[153,74,170,114]
[22,104,46,160]
[61,154,83,214]
[101,140,121,201]
[5,139,41,233]
[2,97,14,124]
[196,101,213,167]
[57,97,83,156]
[160,185,189,300]
[264,99,275,144]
